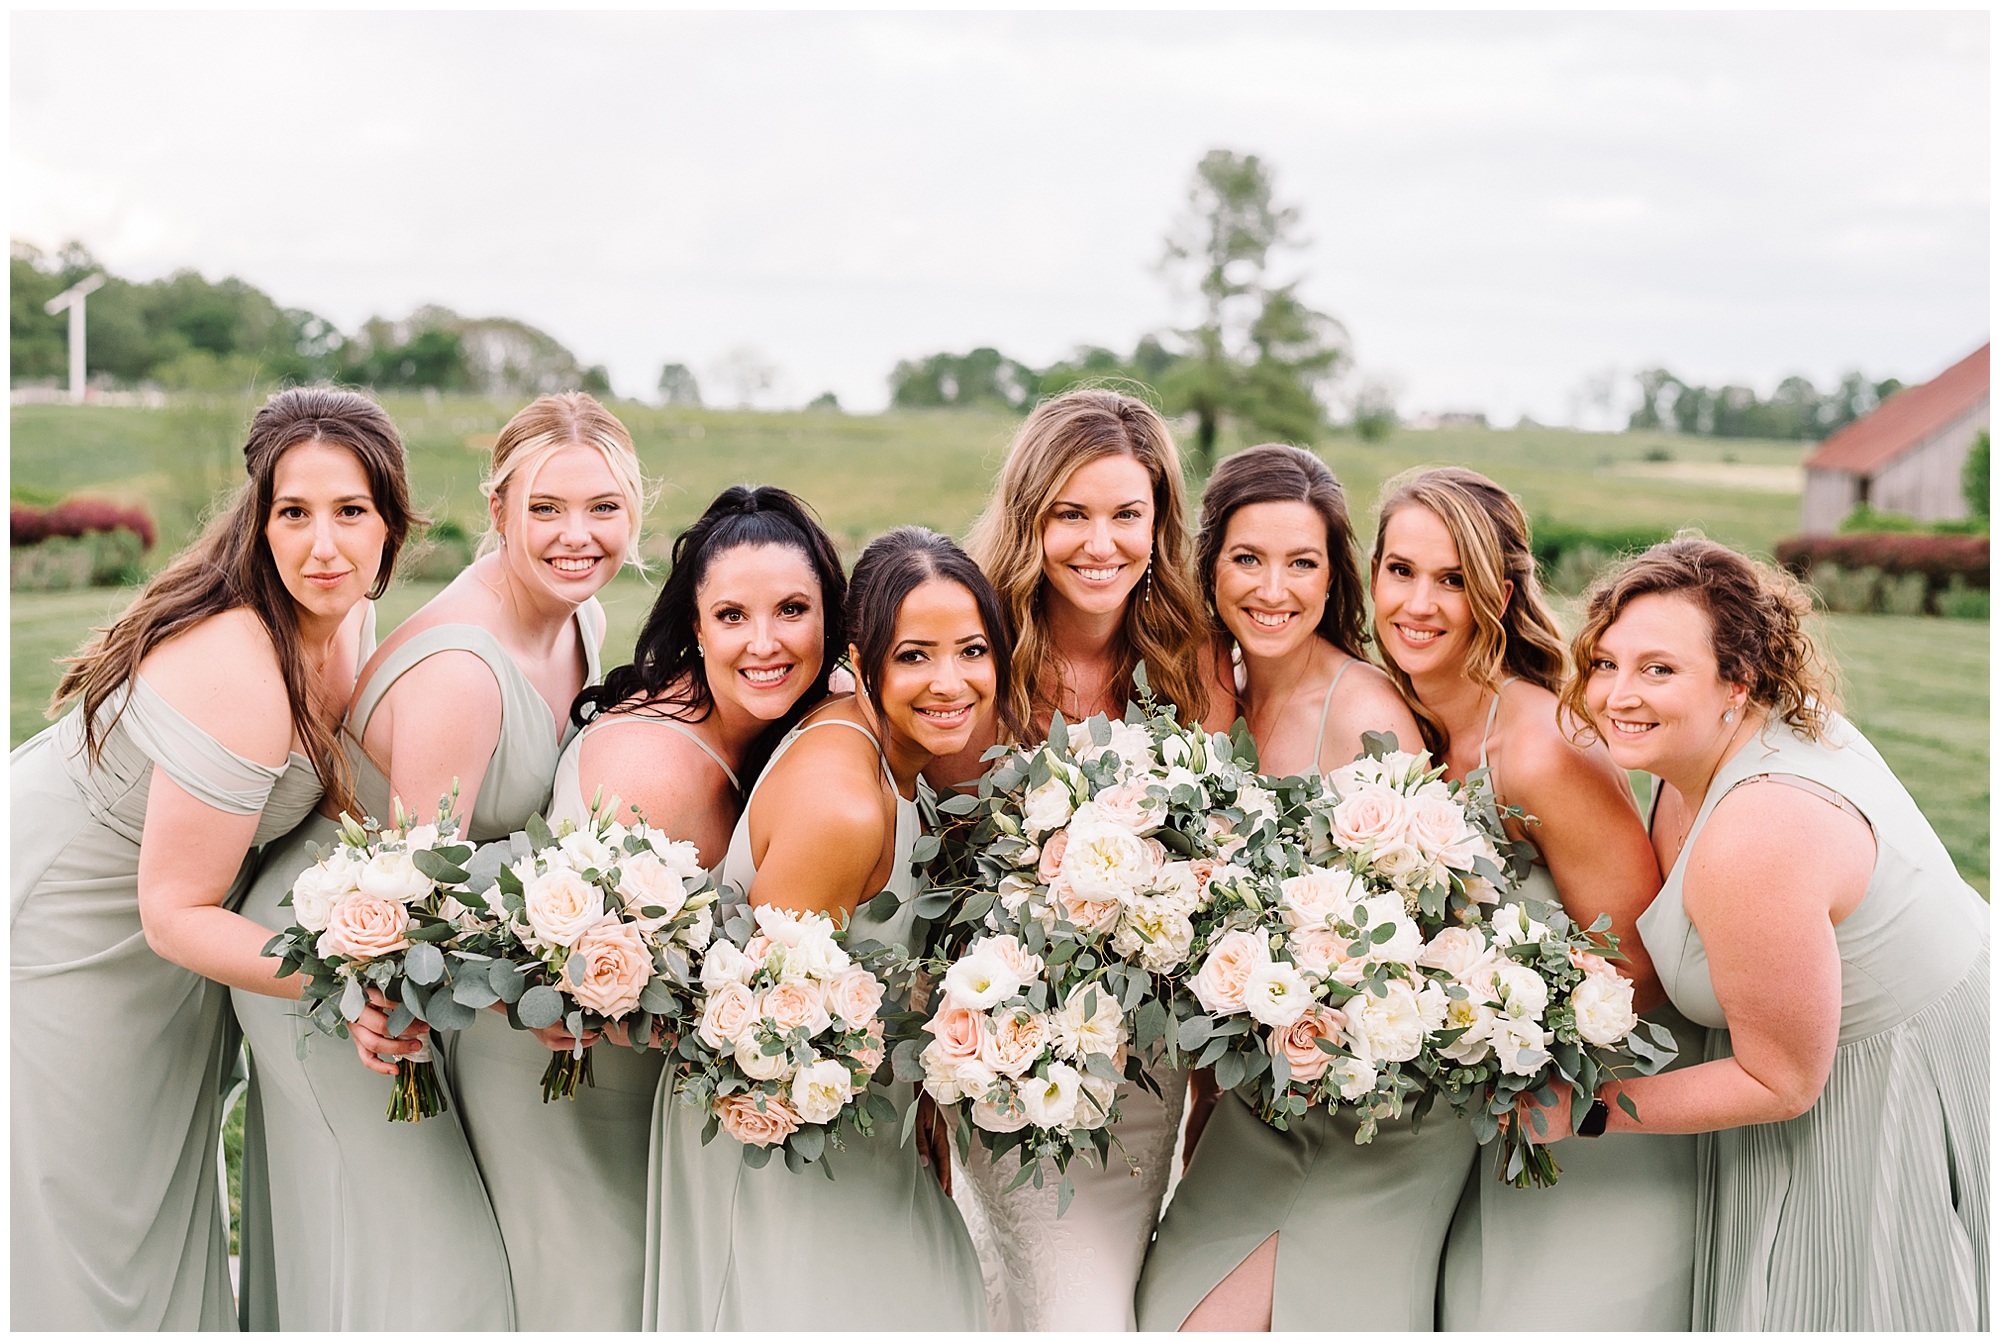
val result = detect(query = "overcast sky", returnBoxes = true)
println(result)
[11,10,1989,423]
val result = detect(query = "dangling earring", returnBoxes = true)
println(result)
[1722,708,1734,723]
[696,643,705,657]
[1142,563,1154,602]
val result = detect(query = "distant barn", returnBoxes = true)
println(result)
[1800,343,1990,535]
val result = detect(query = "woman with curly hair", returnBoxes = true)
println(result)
[930,388,1234,1331]
[1529,535,1987,1331]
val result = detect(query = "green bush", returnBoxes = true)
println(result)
[404,519,475,582]
[9,528,146,591]
[1880,571,1929,616]
[1530,520,1672,589]
[1938,574,1990,619]
[1548,543,1613,595]
[1808,562,1883,613]
[1839,503,1924,533]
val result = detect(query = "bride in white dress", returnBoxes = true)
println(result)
[928,389,1236,1328]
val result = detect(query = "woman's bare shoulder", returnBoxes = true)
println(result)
[135,608,291,763]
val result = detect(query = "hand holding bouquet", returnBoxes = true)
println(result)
[264,792,497,1121]
[480,795,719,1101]
[669,897,898,1171]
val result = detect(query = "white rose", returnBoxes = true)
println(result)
[701,942,759,994]
[1418,926,1492,978]
[1327,1054,1379,1102]
[753,904,848,979]
[1242,961,1312,1028]
[1494,962,1551,1020]
[1062,821,1160,903]
[1018,1061,1082,1129]
[557,828,614,873]
[1049,982,1126,1062]
[523,867,605,948]
[1352,894,1424,967]
[617,848,691,929]
[357,848,432,904]
[1022,777,1076,834]
[1072,1071,1118,1130]
[1371,841,1431,891]
[1344,980,1429,1064]
[733,1032,797,1082]
[790,1058,852,1125]
[1281,865,1364,930]
[1571,973,1639,1046]
[949,1056,998,1098]
[290,854,359,933]
[1489,1015,1551,1076]
[919,1040,965,1105]
[942,948,1021,1012]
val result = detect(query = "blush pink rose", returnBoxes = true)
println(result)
[1191,928,1271,1015]
[558,919,653,1018]
[1287,927,1347,978]
[697,981,758,1050]
[742,936,772,969]
[713,1091,802,1148]
[1089,782,1164,833]
[316,893,412,963]
[826,967,886,1032]
[1569,947,1618,978]
[762,979,831,1036]
[1277,1005,1344,1082]
[1056,883,1124,936]
[1330,785,1410,852]
[927,1001,991,1065]
[1037,830,1069,884]
[981,1010,1051,1077]
[1403,794,1466,859]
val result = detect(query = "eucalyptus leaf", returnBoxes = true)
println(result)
[525,813,554,853]
[1177,1015,1213,1050]
[486,958,527,1004]
[405,942,446,986]
[385,1001,417,1040]
[912,892,954,920]
[790,1124,825,1163]
[411,848,470,885]
[339,975,365,1022]
[1213,1051,1246,1091]
[425,990,478,1032]
[740,1143,773,1170]
[452,973,500,1009]
[517,984,565,1030]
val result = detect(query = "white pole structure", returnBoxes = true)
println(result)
[44,273,106,404]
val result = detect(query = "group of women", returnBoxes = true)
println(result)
[12,383,1987,1332]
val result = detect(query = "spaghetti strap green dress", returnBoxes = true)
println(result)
[12,674,329,1330]
[1437,683,1702,1331]
[1635,712,1987,1330]
[643,716,989,1331]
[1136,659,1479,1331]
[529,710,738,1330]
[231,599,603,1330]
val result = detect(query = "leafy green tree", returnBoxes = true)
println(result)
[1964,429,1990,518]
[657,362,702,406]
[1158,150,1347,471]
[889,347,1033,410]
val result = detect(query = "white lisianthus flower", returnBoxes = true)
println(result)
[1072,1071,1118,1130]
[681,904,715,952]
[919,1040,966,1105]
[942,947,1021,1012]
[1571,973,1640,1046]
[1489,1015,1551,1076]
[1242,961,1312,1028]
[1019,1062,1083,1128]
[1327,1054,1379,1102]
[1159,731,1193,768]
[733,1032,797,1082]
[753,905,849,979]
[790,1058,852,1124]
[1352,893,1424,966]
[1157,765,1207,808]
[1344,980,1430,1064]
[1494,962,1551,1020]
[996,873,1038,915]
[400,824,441,852]
[557,828,614,874]
[1490,902,1551,949]
[1437,995,1497,1064]
[523,867,605,948]
[1234,784,1279,831]
[357,848,432,904]
[643,835,706,880]
[1022,777,1076,834]
[291,853,360,933]
[1415,982,1451,1033]
[1050,982,1126,1062]
[1461,874,1503,906]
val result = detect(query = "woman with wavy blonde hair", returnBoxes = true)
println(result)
[1368,466,1702,1329]
[229,390,645,1329]
[932,387,1233,1331]
[1529,536,1987,1330]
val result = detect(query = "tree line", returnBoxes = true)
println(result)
[10,242,609,398]
[1627,367,1905,441]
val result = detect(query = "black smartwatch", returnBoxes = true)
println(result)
[1578,1096,1610,1138]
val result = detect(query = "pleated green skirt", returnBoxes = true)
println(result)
[1137,1092,1477,1331]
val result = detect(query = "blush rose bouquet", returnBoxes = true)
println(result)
[264,790,502,1121]
[1425,899,1679,1188]
[476,794,720,1101]
[1168,733,1533,1143]
[669,894,900,1173]
[906,667,1276,1213]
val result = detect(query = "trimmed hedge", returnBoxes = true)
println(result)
[1774,533,1988,589]
[11,498,158,551]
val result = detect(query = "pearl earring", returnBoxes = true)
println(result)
[1723,708,1734,723]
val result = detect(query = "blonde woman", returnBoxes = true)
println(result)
[930,388,1233,1331]
[231,392,644,1329]
[1368,467,1702,1330]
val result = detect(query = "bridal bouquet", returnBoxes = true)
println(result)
[671,896,900,1171]
[1426,899,1679,1188]
[1169,736,1528,1142]
[265,794,498,1121]
[480,797,719,1100]
[907,670,1276,1211]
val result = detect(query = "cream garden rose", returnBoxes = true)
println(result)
[558,919,653,1018]
[825,967,886,1032]
[713,1091,801,1147]
[1191,928,1271,1016]
[1329,784,1410,852]
[1571,972,1639,1046]
[789,1059,853,1125]
[523,867,605,948]
[697,981,758,1050]
[316,892,412,963]
[357,848,432,904]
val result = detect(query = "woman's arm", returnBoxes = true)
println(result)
[366,651,503,829]
[1504,724,1669,1010]
[575,719,737,868]
[743,728,890,918]
[1316,662,1424,775]
[133,613,303,997]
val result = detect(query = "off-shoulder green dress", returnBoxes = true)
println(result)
[1636,712,1987,1330]
[643,717,988,1330]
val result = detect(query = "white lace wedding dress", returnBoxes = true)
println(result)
[954,1072,1188,1330]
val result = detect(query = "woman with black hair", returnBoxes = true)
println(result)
[643,526,1015,1331]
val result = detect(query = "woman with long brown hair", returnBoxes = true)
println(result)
[930,387,1233,1331]
[1368,466,1702,1330]
[11,386,417,1330]
[1531,537,1986,1330]
[1135,444,1473,1331]
[230,391,645,1329]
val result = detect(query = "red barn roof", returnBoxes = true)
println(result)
[1805,343,1990,477]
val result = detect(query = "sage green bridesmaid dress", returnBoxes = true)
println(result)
[232,600,603,1330]
[1136,662,1479,1331]
[1437,684,1702,1331]
[1636,712,1987,1330]
[642,716,989,1330]
[12,673,326,1329]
